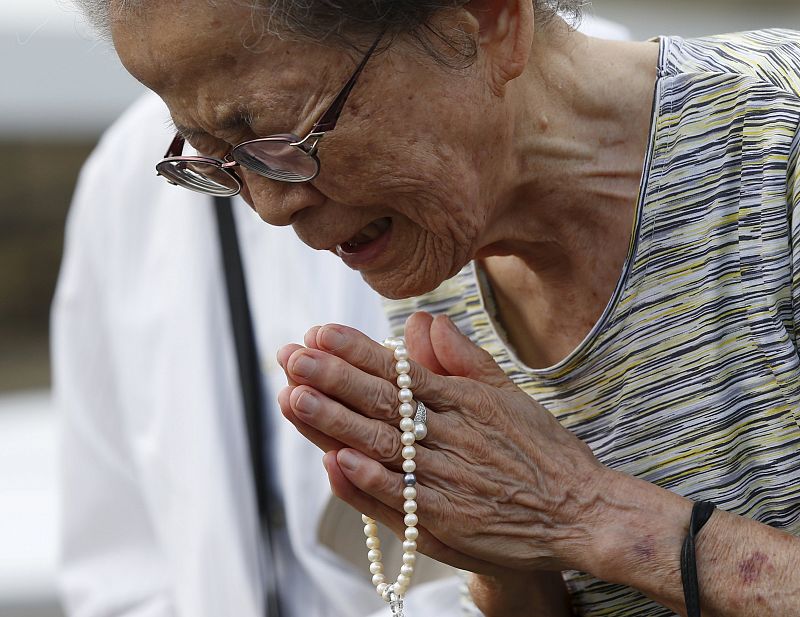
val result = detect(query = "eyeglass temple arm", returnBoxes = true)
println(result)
[164,134,186,158]
[310,31,386,134]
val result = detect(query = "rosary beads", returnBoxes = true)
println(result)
[361,337,424,616]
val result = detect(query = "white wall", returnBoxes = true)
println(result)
[594,0,799,41]
[0,392,63,617]
[0,0,144,138]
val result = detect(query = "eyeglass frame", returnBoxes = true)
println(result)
[156,30,386,192]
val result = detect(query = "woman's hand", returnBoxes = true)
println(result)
[277,311,611,575]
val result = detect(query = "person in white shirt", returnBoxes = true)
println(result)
[53,14,629,617]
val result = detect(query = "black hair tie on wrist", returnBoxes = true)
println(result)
[680,500,716,617]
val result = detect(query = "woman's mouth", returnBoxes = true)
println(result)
[336,217,393,268]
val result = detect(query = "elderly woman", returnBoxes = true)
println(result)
[81,0,800,614]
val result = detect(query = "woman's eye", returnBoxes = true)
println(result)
[189,138,228,159]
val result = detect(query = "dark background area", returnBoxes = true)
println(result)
[0,140,95,392]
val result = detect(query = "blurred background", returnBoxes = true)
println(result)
[0,1,797,616]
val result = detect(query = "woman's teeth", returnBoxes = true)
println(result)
[346,218,391,247]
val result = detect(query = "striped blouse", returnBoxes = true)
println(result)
[384,30,800,616]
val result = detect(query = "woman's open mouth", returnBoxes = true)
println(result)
[336,217,393,268]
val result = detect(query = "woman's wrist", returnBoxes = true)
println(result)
[574,468,692,604]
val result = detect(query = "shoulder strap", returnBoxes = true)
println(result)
[213,196,283,617]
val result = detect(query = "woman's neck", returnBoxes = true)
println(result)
[477,28,660,368]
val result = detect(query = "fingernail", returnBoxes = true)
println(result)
[296,390,319,414]
[292,355,317,378]
[320,327,345,351]
[339,450,360,472]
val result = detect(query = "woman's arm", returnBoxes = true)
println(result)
[586,471,800,616]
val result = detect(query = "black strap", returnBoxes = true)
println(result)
[680,500,716,617]
[213,196,282,617]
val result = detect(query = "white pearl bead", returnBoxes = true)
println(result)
[369,337,423,599]
[413,422,428,440]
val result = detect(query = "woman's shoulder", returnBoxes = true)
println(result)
[661,29,800,98]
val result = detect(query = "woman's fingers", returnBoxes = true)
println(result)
[278,385,346,453]
[288,385,437,468]
[303,325,322,350]
[324,449,499,576]
[289,386,396,465]
[305,324,474,412]
[285,345,399,420]
[405,312,447,375]
[313,324,395,376]
[426,314,517,391]
[284,336,461,418]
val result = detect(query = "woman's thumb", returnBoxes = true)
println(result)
[428,314,515,390]
[404,312,447,374]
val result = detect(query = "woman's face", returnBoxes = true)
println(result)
[113,2,513,298]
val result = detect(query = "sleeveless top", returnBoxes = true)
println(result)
[384,30,800,616]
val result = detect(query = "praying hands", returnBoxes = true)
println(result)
[278,313,800,617]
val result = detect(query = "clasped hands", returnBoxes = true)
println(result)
[277,312,611,581]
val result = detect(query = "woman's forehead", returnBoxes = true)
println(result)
[112,1,326,90]
[111,2,338,134]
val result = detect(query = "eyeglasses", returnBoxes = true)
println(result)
[155,33,384,196]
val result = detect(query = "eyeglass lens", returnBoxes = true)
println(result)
[232,139,319,182]
[156,160,241,196]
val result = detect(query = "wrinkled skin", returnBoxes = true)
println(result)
[111,1,515,300]
[277,313,612,577]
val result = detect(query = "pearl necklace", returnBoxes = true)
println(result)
[362,337,421,616]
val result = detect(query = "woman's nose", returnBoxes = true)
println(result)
[241,174,325,227]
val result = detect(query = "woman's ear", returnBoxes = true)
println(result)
[461,0,534,95]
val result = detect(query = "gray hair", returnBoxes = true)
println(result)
[77,0,584,66]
